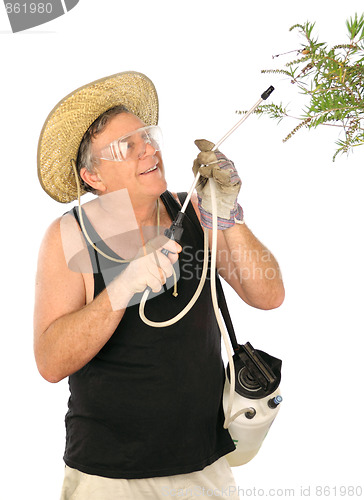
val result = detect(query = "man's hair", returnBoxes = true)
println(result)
[76,104,130,194]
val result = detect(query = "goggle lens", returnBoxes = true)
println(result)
[96,126,162,162]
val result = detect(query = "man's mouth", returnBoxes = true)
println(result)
[140,165,158,175]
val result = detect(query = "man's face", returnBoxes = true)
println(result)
[91,113,167,201]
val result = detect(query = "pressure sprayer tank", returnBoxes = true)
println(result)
[223,342,282,467]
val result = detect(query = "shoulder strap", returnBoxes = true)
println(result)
[176,192,240,352]
[160,190,181,219]
[71,206,103,274]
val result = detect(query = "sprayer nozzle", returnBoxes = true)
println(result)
[261,86,275,100]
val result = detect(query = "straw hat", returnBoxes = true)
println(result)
[37,71,159,203]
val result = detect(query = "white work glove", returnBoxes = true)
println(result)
[192,139,244,230]
[118,236,181,295]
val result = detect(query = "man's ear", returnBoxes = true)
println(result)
[80,167,106,193]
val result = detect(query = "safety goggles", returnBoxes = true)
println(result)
[95,125,163,162]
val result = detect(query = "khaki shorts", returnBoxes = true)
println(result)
[60,457,240,499]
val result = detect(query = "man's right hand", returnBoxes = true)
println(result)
[117,237,182,295]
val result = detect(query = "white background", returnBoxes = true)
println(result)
[1,1,363,498]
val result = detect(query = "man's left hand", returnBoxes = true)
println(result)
[192,139,244,230]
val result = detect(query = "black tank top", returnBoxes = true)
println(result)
[63,191,234,479]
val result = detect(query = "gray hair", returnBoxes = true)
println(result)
[76,104,130,193]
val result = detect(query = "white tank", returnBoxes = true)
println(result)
[223,378,282,466]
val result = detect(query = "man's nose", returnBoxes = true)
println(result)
[139,141,157,159]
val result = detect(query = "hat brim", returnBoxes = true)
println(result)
[37,71,159,203]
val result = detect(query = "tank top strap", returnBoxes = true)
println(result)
[176,191,204,244]
[70,192,205,296]
[71,206,103,275]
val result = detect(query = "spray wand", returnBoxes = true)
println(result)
[141,85,276,326]
[163,85,275,246]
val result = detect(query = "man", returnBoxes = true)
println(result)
[34,71,284,499]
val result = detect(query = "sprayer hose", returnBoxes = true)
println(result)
[139,227,209,327]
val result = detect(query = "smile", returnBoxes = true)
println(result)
[141,165,158,175]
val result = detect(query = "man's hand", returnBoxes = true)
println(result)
[192,139,244,230]
[117,236,181,295]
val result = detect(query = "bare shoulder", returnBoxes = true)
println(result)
[37,216,65,266]
[39,212,78,248]
[36,213,83,287]
[34,214,87,337]
[40,212,92,271]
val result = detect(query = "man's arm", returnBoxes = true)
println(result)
[34,217,180,383]
[215,222,284,309]
[190,194,284,310]
[33,218,129,383]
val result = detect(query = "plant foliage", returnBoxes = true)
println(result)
[239,14,364,160]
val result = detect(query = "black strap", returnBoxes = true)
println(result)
[176,192,240,352]
[215,279,240,352]
[72,206,103,274]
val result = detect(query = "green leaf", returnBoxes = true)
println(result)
[260,14,364,160]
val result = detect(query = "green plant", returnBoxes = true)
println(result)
[239,14,364,160]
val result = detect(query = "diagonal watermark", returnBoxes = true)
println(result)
[3,0,79,33]
[60,189,181,311]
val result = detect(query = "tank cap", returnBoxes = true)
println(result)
[268,395,283,409]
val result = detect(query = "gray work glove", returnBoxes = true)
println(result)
[192,139,244,230]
